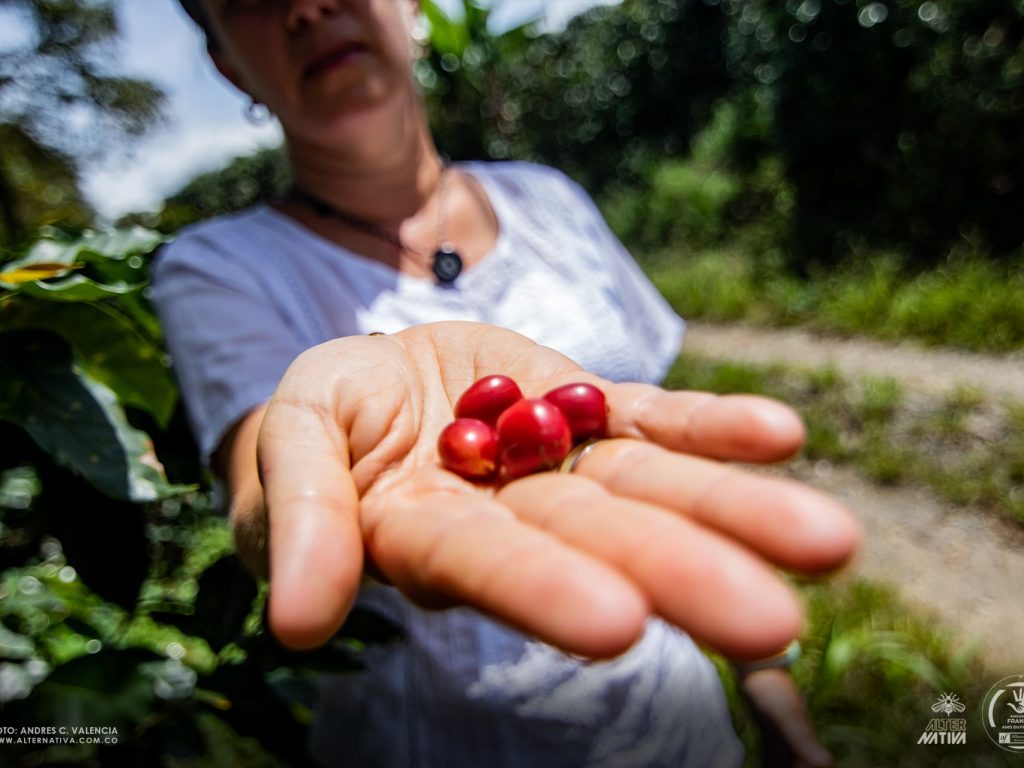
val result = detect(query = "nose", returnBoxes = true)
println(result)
[286,0,341,33]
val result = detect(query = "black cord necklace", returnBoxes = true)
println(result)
[289,163,463,286]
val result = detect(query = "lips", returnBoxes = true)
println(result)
[303,41,370,80]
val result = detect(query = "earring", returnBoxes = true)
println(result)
[245,100,273,126]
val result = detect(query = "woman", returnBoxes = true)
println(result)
[156,1,858,765]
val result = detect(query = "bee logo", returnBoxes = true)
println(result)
[932,693,966,716]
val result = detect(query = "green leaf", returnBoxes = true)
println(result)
[13,274,142,301]
[9,227,164,268]
[462,0,490,38]
[16,649,162,731]
[0,228,162,300]
[0,298,176,426]
[36,469,152,610]
[193,557,258,652]
[0,623,36,659]
[200,663,320,767]
[162,556,259,653]
[0,263,81,284]
[422,0,469,55]
[67,228,165,263]
[114,290,165,341]
[0,329,188,502]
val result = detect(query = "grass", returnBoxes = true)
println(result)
[663,355,1024,524]
[644,249,1024,353]
[714,577,1016,767]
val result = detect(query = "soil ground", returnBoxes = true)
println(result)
[682,322,1024,673]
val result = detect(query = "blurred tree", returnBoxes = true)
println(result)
[417,0,536,162]
[722,0,1024,269]
[0,123,94,245]
[420,0,1023,270]
[419,0,730,193]
[499,0,730,191]
[0,0,164,246]
[118,146,290,233]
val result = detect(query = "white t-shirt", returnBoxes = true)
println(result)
[151,160,743,768]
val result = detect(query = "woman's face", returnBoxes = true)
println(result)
[202,0,420,142]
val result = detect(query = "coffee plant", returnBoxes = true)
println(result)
[0,229,399,767]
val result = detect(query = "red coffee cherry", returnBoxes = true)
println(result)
[496,399,573,483]
[438,418,499,480]
[543,383,608,442]
[454,374,524,426]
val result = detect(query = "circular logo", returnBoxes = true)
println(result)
[982,675,1024,752]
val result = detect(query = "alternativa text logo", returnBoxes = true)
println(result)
[917,692,967,745]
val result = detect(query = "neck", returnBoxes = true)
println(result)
[285,95,444,226]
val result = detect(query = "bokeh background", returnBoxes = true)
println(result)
[1,1,1022,765]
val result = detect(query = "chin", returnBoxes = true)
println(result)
[294,85,416,148]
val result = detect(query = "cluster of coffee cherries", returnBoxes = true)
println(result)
[438,375,608,484]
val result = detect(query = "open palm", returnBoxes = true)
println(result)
[258,321,859,661]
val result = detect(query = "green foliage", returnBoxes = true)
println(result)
[418,0,730,190]
[418,0,1024,269]
[647,247,1024,353]
[0,228,402,766]
[798,579,1005,766]
[664,354,1024,523]
[717,0,1024,267]
[0,124,94,248]
[605,160,742,251]
[123,147,292,233]
[0,329,186,503]
[714,578,1010,767]
[154,0,1024,273]
[417,0,538,162]
[0,0,164,157]
[602,95,796,263]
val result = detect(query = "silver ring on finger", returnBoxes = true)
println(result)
[559,439,603,475]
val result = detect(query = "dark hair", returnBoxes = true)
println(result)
[178,0,217,47]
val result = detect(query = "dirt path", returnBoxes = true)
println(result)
[682,322,1024,402]
[786,460,1024,674]
[681,323,1024,673]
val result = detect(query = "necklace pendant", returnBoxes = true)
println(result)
[432,244,463,285]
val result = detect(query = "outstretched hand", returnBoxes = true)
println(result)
[255,321,860,660]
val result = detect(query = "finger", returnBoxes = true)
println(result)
[569,439,861,574]
[363,489,649,658]
[497,472,805,660]
[604,383,806,463]
[259,398,364,650]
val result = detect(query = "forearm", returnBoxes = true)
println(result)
[738,668,832,768]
